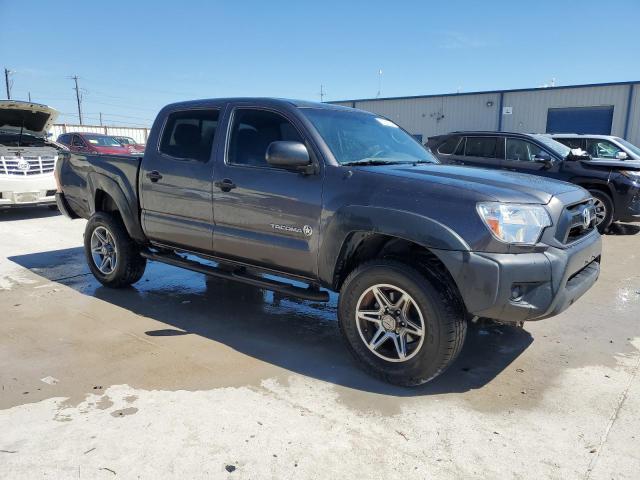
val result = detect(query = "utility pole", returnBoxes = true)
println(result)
[4,68,13,100]
[99,112,103,126]
[28,92,31,102]
[376,69,383,98]
[70,75,83,125]
[319,84,325,102]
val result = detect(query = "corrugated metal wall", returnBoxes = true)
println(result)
[49,124,150,144]
[333,82,640,146]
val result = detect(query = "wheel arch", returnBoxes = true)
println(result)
[319,205,470,290]
[87,172,146,243]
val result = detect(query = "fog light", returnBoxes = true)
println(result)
[511,285,523,301]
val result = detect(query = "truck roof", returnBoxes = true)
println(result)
[160,97,357,112]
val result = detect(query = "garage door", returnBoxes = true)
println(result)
[546,106,614,134]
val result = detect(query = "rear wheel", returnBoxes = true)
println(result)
[338,259,466,386]
[588,189,614,233]
[84,212,146,287]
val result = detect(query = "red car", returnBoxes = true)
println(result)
[57,132,132,155]
[114,136,146,154]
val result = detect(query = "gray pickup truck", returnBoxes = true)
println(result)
[55,98,602,386]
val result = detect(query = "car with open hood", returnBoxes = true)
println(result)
[0,100,65,209]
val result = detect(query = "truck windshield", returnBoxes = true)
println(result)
[302,108,437,165]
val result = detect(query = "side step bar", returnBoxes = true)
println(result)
[140,250,330,302]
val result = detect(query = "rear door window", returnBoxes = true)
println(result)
[464,137,497,158]
[159,109,220,162]
[437,136,461,154]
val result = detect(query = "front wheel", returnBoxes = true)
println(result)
[84,212,147,288]
[338,259,466,386]
[588,189,614,233]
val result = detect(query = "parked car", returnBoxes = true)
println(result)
[428,131,640,231]
[114,135,145,154]
[550,134,640,161]
[57,132,132,155]
[0,100,65,209]
[56,99,602,386]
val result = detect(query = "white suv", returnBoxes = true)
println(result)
[550,134,640,161]
[0,101,63,209]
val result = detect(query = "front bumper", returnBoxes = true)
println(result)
[0,174,57,208]
[434,231,602,323]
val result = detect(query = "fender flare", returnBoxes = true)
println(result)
[87,172,146,243]
[318,205,470,286]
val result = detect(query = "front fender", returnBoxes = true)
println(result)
[318,205,470,286]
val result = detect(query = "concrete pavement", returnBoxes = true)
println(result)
[1,208,639,479]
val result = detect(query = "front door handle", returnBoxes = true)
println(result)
[215,178,237,192]
[146,170,163,182]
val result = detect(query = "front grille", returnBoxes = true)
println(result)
[556,199,597,244]
[0,155,57,176]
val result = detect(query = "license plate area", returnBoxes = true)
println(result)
[15,192,39,203]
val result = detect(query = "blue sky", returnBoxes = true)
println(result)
[2,0,639,126]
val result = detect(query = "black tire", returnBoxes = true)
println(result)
[588,189,614,233]
[338,259,466,386]
[84,212,146,288]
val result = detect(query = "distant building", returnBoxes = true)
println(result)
[330,81,640,146]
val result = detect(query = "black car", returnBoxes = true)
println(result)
[428,131,640,232]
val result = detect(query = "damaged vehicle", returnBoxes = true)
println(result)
[0,100,63,209]
[55,98,602,386]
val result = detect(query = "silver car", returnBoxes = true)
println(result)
[550,133,640,161]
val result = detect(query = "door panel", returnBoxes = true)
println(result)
[212,107,323,278]
[140,108,220,252]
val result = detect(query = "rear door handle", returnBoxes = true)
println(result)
[146,170,163,182]
[214,178,236,192]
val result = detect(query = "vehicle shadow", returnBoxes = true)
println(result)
[8,247,533,397]
[0,206,60,221]
[607,222,640,236]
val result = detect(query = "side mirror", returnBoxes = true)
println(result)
[266,141,313,173]
[533,152,553,166]
[616,151,628,160]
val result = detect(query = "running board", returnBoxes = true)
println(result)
[140,250,330,302]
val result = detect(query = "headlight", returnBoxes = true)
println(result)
[477,202,552,244]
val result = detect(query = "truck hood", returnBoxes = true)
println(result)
[362,163,579,204]
[580,159,640,170]
[0,100,58,137]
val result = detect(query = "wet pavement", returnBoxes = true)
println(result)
[1,208,639,479]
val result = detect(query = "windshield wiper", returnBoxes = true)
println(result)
[341,159,412,166]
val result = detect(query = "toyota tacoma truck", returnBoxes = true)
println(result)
[1,100,63,209]
[55,98,602,386]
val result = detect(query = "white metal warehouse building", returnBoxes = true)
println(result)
[331,81,640,146]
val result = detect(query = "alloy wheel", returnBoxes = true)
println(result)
[355,284,425,362]
[90,226,118,274]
